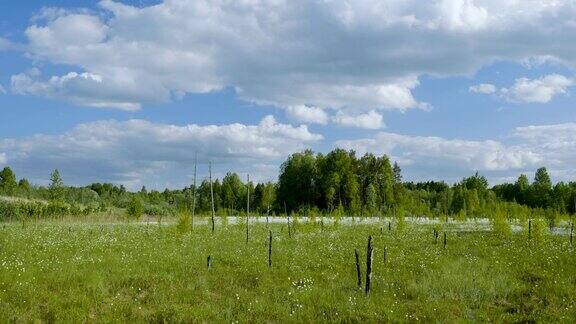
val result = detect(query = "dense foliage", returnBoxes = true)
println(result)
[1,149,575,222]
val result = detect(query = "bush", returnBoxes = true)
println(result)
[491,210,512,237]
[176,210,191,234]
[125,196,144,220]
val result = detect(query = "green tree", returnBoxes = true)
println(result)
[0,166,17,195]
[365,183,378,216]
[18,178,31,197]
[125,196,144,219]
[532,167,552,208]
[49,169,65,201]
[393,162,402,183]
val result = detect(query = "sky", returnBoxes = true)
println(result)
[1,0,576,190]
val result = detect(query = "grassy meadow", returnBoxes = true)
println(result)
[1,218,575,322]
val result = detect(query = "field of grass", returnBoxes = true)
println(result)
[1,219,575,322]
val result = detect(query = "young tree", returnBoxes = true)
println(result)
[18,178,31,196]
[366,183,378,216]
[49,169,64,201]
[125,196,144,219]
[393,162,402,183]
[0,166,17,195]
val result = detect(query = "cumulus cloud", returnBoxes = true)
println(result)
[285,105,329,125]
[8,0,576,111]
[471,74,574,103]
[333,110,384,129]
[0,84,6,95]
[336,122,576,183]
[0,116,322,189]
[469,83,496,94]
[501,74,574,103]
[11,70,147,110]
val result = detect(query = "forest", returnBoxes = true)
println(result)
[1,148,575,223]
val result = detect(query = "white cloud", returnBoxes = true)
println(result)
[0,84,6,95]
[9,0,576,110]
[285,105,329,125]
[0,116,322,189]
[333,110,384,129]
[11,70,154,110]
[337,133,540,173]
[501,74,574,103]
[469,83,496,94]
[0,153,6,165]
[336,122,576,183]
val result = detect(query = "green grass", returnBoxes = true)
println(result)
[0,220,575,322]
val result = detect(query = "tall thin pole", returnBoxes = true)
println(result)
[285,201,291,238]
[210,161,215,233]
[191,153,197,231]
[246,174,250,243]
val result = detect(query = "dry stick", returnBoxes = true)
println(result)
[268,230,273,268]
[246,174,250,243]
[354,249,362,289]
[209,162,215,233]
[285,201,292,238]
[191,152,197,232]
[383,246,387,263]
[365,235,374,294]
[570,221,574,246]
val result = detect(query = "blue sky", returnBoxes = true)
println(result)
[1,0,576,190]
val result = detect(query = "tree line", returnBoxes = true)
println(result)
[1,148,575,221]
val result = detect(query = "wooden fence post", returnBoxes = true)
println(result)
[443,232,447,249]
[528,219,532,240]
[207,255,212,270]
[365,235,374,294]
[268,230,273,268]
[355,249,362,289]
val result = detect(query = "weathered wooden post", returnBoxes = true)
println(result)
[207,255,212,270]
[365,235,374,294]
[285,201,292,238]
[528,219,532,240]
[383,246,386,263]
[209,162,215,233]
[246,174,250,243]
[266,205,270,228]
[191,153,197,231]
[354,249,362,289]
[434,228,438,244]
[268,230,273,268]
[443,232,447,249]
[570,221,573,246]
[388,221,391,231]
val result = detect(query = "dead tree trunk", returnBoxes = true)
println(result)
[209,162,215,233]
[246,174,250,243]
[365,235,374,294]
[268,230,273,268]
[285,201,291,238]
[355,249,362,289]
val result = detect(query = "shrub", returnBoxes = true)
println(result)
[125,196,144,220]
[176,210,191,234]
